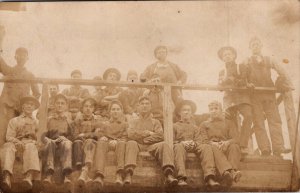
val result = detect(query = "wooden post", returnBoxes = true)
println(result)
[37,83,49,144]
[163,85,173,149]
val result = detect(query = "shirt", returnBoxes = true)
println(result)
[46,113,73,140]
[100,118,128,141]
[6,113,39,143]
[73,114,103,140]
[118,88,144,114]
[62,86,90,101]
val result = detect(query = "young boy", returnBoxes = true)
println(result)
[42,93,73,187]
[1,96,41,190]
[72,98,103,187]
[217,46,252,155]
[200,101,242,186]
[93,100,128,188]
[173,100,219,187]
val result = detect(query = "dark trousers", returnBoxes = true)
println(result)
[94,140,126,177]
[73,139,96,169]
[174,143,216,180]
[251,93,284,152]
[44,139,72,175]
[235,104,253,148]
[211,143,241,175]
[125,140,175,175]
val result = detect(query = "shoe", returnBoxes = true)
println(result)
[178,179,188,186]
[222,170,233,186]
[115,172,123,186]
[124,173,132,185]
[23,173,33,190]
[261,150,271,156]
[274,148,292,156]
[64,175,72,186]
[231,170,242,183]
[92,176,104,189]
[240,147,249,155]
[206,176,220,188]
[2,172,11,190]
[166,174,178,187]
[77,169,89,187]
[43,175,53,187]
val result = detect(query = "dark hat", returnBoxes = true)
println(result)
[108,100,124,111]
[71,69,82,77]
[81,97,97,108]
[154,45,168,55]
[103,68,121,81]
[217,46,237,61]
[208,100,222,109]
[69,97,81,109]
[20,95,40,109]
[54,93,68,103]
[138,96,151,104]
[175,100,197,114]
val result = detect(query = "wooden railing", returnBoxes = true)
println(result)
[0,77,299,189]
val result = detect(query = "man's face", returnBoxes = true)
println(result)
[150,77,161,84]
[110,104,123,119]
[209,105,222,119]
[15,51,28,67]
[250,40,262,55]
[22,101,35,115]
[82,101,95,117]
[49,85,58,96]
[155,48,167,61]
[127,74,138,83]
[107,72,118,81]
[139,99,152,114]
[180,105,192,121]
[222,50,235,63]
[55,98,67,114]
[71,73,82,79]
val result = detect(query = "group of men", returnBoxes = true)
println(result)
[0,37,293,191]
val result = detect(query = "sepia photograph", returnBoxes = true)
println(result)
[0,1,299,192]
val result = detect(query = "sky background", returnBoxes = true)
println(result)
[0,0,299,154]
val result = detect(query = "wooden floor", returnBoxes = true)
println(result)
[0,151,296,193]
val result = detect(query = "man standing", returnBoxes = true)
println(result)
[142,46,187,104]
[0,47,40,145]
[200,101,242,186]
[1,96,41,191]
[125,96,178,187]
[173,100,219,187]
[244,37,291,156]
[62,69,90,101]
[47,84,59,116]
[41,93,73,187]
[217,46,253,155]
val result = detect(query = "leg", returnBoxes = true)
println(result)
[115,141,126,173]
[1,142,16,175]
[22,140,40,174]
[226,144,241,170]
[195,144,216,179]
[94,140,108,177]
[251,96,271,154]
[210,145,232,176]
[124,140,139,173]
[173,143,187,180]
[83,139,96,166]
[237,104,253,148]
[43,141,56,175]
[73,140,84,169]
[59,140,73,175]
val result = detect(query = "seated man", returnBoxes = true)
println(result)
[200,100,242,186]
[93,100,128,188]
[125,96,178,187]
[173,100,219,187]
[72,98,103,187]
[1,96,41,190]
[41,93,73,187]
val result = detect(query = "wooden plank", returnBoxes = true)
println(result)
[163,85,173,149]
[37,83,49,143]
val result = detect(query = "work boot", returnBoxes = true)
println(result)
[124,172,132,185]
[92,176,104,190]
[77,169,91,187]
[231,170,242,183]
[206,175,220,188]
[2,171,11,190]
[64,174,72,186]
[165,174,178,187]
[274,148,292,157]
[115,172,123,186]
[222,170,233,186]
[178,179,188,186]
[240,147,249,156]
[43,174,53,187]
[23,172,33,190]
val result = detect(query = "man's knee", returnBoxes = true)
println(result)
[62,140,72,149]
[127,140,138,147]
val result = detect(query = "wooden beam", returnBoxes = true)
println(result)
[37,83,49,144]
[163,85,173,149]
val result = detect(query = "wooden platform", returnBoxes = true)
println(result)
[0,151,295,193]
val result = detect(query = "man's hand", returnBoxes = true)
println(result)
[109,140,118,149]
[246,83,255,89]
[181,140,195,151]
[210,141,222,149]
[220,140,231,152]
[55,136,67,143]
[146,130,155,136]
[14,140,24,151]
[99,136,108,141]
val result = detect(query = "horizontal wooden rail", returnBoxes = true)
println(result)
[0,78,278,92]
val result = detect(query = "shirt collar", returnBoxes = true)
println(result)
[156,61,169,68]
[179,119,192,124]
[139,112,153,120]
[20,113,33,119]
[109,116,124,124]
[83,114,95,121]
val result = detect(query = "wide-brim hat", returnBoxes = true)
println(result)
[217,46,237,61]
[175,100,197,115]
[20,95,40,109]
[103,68,121,81]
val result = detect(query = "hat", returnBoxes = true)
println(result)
[103,68,121,81]
[154,45,168,55]
[81,97,97,108]
[20,95,40,109]
[54,93,68,103]
[127,70,138,79]
[69,97,81,109]
[108,100,124,111]
[71,69,82,77]
[217,46,237,61]
[138,96,151,104]
[175,100,197,114]
[208,100,222,109]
